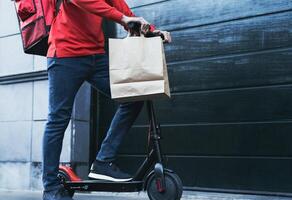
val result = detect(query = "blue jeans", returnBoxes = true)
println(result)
[42,54,144,191]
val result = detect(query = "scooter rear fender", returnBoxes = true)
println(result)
[59,165,82,182]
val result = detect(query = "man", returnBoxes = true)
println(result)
[42,0,171,199]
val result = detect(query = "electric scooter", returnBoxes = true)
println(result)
[58,23,183,200]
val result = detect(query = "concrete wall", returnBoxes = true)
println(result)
[0,0,91,190]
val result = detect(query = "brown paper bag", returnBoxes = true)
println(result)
[109,36,170,102]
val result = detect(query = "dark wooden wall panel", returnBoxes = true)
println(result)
[165,11,292,62]
[169,49,292,92]
[119,122,292,156]
[116,155,292,193]
[97,0,292,194]
[127,0,292,30]
[134,85,292,124]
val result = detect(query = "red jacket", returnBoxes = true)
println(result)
[47,0,137,57]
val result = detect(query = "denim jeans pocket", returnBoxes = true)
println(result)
[47,57,58,71]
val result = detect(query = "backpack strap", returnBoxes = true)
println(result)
[56,0,63,15]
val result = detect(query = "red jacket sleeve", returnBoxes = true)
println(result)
[107,0,155,31]
[106,0,135,17]
[69,0,124,22]
[69,0,156,30]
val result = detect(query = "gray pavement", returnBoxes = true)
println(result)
[0,190,292,200]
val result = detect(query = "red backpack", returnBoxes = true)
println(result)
[14,0,62,56]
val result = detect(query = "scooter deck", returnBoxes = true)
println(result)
[64,180,144,192]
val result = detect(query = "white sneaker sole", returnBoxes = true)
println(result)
[88,173,132,182]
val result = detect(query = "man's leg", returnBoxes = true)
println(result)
[43,57,90,194]
[87,54,144,181]
[96,102,144,161]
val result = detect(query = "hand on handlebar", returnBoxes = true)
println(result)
[121,15,150,34]
[121,16,172,43]
[152,30,172,43]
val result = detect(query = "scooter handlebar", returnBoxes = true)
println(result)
[127,22,165,41]
[127,22,141,32]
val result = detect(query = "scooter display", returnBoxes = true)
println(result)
[58,23,183,200]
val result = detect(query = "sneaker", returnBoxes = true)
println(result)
[88,160,132,182]
[43,186,73,200]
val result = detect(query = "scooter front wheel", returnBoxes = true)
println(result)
[57,169,75,198]
[146,171,183,200]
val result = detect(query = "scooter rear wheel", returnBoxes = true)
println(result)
[57,170,75,198]
[146,171,183,200]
